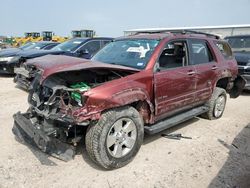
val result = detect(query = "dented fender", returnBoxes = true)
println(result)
[71,87,154,123]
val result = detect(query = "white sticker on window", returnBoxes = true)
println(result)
[126,44,150,58]
[73,41,82,44]
[137,62,144,66]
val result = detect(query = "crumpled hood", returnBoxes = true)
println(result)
[0,48,21,57]
[16,49,66,59]
[25,54,140,82]
[234,52,250,63]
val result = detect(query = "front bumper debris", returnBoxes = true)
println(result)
[13,74,30,90]
[13,112,75,161]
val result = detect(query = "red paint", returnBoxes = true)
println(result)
[28,33,239,125]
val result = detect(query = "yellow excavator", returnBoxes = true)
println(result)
[13,32,34,47]
[13,31,68,47]
[42,31,68,42]
[71,29,96,38]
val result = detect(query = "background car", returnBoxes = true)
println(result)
[14,37,113,89]
[0,41,59,74]
[225,35,250,89]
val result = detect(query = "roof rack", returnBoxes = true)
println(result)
[134,29,220,39]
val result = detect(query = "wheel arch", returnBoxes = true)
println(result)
[215,75,245,98]
[99,88,154,124]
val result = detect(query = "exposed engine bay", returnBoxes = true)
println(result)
[29,68,135,118]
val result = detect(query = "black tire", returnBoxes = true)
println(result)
[85,106,144,169]
[202,87,227,120]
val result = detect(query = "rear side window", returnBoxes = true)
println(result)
[103,40,111,45]
[189,39,214,65]
[80,40,101,54]
[43,43,58,50]
[215,41,233,59]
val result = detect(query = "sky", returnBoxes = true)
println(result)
[0,0,250,37]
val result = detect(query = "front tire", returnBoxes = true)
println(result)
[85,106,144,169]
[202,87,227,120]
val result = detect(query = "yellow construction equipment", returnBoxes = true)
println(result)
[42,31,68,42]
[71,29,96,38]
[13,32,33,47]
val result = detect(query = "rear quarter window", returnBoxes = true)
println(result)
[214,41,233,59]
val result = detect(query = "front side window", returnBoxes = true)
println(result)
[92,39,160,69]
[42,43,58,50]
[158,41,187,69]
[189,39,214,65]
[103,40,111,45]
[80,41,101,55]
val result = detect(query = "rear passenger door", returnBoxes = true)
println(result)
[188,39,219,104]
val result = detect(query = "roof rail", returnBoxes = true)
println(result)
[134,29,220,39]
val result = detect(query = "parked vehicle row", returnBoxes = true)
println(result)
[0,41,59,74]
[11,30,245,169]
[13,37,113,89]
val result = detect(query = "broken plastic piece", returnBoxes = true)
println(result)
[161,133,192,140]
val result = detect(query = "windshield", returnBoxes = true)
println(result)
[92,39,160,69]
[226,36,250,52]
[22,42,50,50]
[19,42,36,50]
[51,38,86,52]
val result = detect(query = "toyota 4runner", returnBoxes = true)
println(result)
[13,30,245,169]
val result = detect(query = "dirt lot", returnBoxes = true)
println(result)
[0,76,250,188]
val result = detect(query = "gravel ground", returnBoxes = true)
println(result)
[0,76,250,188]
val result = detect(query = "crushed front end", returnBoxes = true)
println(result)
[13,67,134,161]
[14,63,39,90]
[13,74,92,161]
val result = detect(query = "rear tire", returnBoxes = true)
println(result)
[85,106,144,169]
[202,87,227,120]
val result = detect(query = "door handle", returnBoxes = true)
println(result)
[187,70,195,75]
[212,65,218,70]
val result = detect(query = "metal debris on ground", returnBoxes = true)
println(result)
[161,133,192,140]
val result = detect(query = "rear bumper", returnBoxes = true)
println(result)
[13,112,75,161]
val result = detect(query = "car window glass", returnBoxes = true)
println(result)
[215,41,233,59]
[43,44,57,50]
[103,40,111,45]
[226,36,250,49]
[92,39,160,69]
[189,39,213,65]
[51,38,86,52]
[80,41,101,54]
[158,41,187,70]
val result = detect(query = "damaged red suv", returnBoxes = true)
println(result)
[13,30,245,169]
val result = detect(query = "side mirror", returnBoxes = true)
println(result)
[154,63,161,72]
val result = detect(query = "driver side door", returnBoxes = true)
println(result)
[154,40,196,121]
